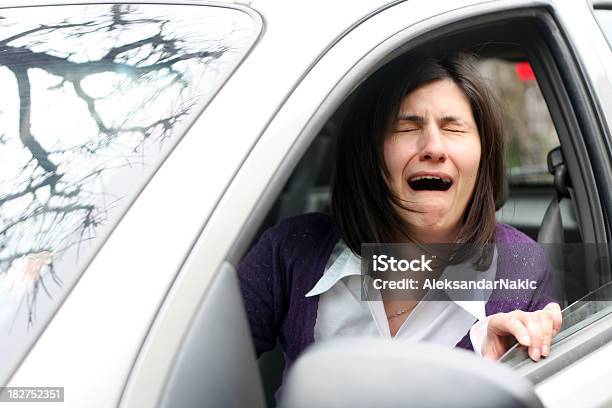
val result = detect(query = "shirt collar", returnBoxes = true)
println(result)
[305,241,358,297]
[454,300,486,321]
[305,240,495,322]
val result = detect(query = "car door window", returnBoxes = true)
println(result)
[0,3,256,383]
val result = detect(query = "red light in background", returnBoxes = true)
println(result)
[515,62,535,81]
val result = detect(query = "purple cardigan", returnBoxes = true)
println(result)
[237,212,555,364]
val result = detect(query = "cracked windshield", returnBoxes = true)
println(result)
[0,4,255,380]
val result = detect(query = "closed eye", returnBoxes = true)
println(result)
[396,128,419,133]
[443,128,467,133]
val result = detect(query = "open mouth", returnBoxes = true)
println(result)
[408,175,453,191]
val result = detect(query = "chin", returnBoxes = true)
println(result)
[414,218,448,231]
[409,210,450,230]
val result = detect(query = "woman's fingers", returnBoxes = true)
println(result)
[489,313,531,347]
[520,312,544,361]
[544,302,563,336]
[486,305,563,362]
[514,307,561,361]
[539,310,554,357]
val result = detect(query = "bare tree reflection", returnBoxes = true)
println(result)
[0,4,232,325]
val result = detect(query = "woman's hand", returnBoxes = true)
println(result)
[482,303,563,361]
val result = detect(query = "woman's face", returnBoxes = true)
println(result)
[383,78,481,242]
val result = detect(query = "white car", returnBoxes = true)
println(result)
[1,0,612,407]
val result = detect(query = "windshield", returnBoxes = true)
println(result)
[0,3,257,384]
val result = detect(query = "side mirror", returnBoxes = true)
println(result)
[279,338,544,408]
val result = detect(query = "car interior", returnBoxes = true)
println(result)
[236,8,612,407]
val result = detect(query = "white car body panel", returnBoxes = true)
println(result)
[553,0,612,145]
[537,341,612,407]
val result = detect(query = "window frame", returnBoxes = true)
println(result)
[226,4,612,382]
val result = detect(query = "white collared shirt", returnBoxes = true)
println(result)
[305,240,492,355]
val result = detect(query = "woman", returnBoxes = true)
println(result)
[238,53,562,369]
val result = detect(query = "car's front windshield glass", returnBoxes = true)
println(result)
[0,3,257,384]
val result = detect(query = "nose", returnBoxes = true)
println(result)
[419,126,447,163]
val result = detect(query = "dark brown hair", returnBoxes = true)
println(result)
[330,53,505,257]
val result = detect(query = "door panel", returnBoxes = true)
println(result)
[161,262,265,408]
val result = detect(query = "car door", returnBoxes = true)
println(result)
[119,0,612,407]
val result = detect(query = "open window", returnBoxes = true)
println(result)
[236,6,612,407]
[253,12,605,299]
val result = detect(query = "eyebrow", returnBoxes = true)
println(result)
[396,114,467,126]
[396,114,424,126]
